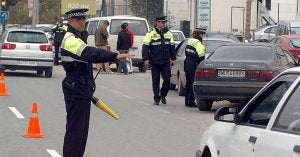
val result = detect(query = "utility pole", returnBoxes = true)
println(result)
[245,0,252,41]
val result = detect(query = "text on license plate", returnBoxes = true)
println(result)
[18,61,37,66]
[218,70,245,78]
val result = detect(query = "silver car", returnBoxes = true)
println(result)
[253,25,277,41]
[0,29,54,77]
[170,37,236,96]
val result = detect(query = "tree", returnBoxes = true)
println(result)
[129,0,164,26]
[9,0,61,25]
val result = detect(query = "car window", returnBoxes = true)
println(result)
[86,20,99,35]
[110,19,148,35]
[202,40,234,53]
[275,46,289,66]
[289,38,300,48]
[7,31,48,43]
[176,40,187,57]
[172,32,184,41]
[242,74,297,127]
[210,45,273,61]
[273,82,300,134]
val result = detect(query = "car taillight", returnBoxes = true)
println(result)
[195,69,216,78]
[39,45,53,51]
[247,70,274,79]
[1,43,16,50]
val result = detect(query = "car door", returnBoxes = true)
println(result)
[255,74,300,157]
[225,74,296,157]
[171,39,187,84]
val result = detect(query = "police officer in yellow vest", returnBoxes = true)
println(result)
[61,8,134,157]
[184,28,206,107]
[52,17,68,65]
[142,16,176,105]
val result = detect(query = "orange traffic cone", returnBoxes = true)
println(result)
[22,102,45,138]
[0,72,8,96]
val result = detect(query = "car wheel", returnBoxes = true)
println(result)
[170,83,176,90]
[178,76,185,96]
[196,99,213,111]
[45,69,52,78]
[37,70,43,75]
[138,63,147,72]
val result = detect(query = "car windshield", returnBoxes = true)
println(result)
[36,26,52,33]
[203,40,234,53]
[172,32,185,41]
[210,45,273,61]
[7,31,48,43]
[110,19,148,36]
[290,38,300,48]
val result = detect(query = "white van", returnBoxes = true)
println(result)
[85,15,150,72]
[276,20,300,36]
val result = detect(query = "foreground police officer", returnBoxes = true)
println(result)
[61,8,133,157]
[184,28,206,107]
[142,16,176,105]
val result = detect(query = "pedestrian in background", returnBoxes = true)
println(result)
[124,23,134,73]
[142,16,176,105]
[184,28,206,107]
[117,22,131,75]
[95,20,113,74]
[52,17,67,65]
[60,8,134,157]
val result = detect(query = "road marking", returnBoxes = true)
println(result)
[137,100,150,106]
[122,94,134,99]
[8,107,24,119]
[110,90,121,94]
[154,108,171,114]
[46,149,61,157]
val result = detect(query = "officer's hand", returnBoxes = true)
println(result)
[117,53,134,62]
[171,60,176,66]
[144,60,149,65]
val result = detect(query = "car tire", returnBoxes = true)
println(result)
[138,63,147,72]
[37,70,43,75]
[178,76,185,96]
[45,69,52,78]
[170,83,176,90]
[196,99,213,111]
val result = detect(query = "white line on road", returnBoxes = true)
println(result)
[154,108,171,114]
[110,90,121,94]
[122,94,134,99]
[8,107,24,119]
[46,149,61,157]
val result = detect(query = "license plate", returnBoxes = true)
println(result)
[218,69,245,78]
[18,60,37,66]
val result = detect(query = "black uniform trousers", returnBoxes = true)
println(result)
[185,71,196,106]
[62,85,91,157]
[150,63,171,102]
[54,41,61,65]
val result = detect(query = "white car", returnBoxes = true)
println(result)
[0,29,54,77]
[170,30,185,48]
[196,67,300,157]
[252,25,277,41]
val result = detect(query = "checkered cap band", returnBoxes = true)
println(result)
[66,12,86,19]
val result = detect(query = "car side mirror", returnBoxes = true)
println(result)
[214,106,238,122]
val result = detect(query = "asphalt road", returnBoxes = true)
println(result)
[0,66,229,157]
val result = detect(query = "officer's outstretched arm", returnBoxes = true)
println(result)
[81,46,118,63]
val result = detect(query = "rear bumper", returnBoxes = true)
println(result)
[193,81,267,101]
[0,57,53,70]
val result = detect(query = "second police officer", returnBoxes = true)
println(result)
[184,28,206,107]
[142,16,176,105]
[52,17,67,65]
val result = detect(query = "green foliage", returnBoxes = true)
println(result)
[8,0,62,25]
[129,0,164,26]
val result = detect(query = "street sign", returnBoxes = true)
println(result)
[0,11,8,25]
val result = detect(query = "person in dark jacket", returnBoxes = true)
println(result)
[52,17,67,65]
[61,8,134,157]
[184,28,206,107]
[117,22,131,74]
[142,16,176,105]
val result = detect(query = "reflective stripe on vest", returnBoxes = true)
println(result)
[61,32,87,57]
[61,56,87,63]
